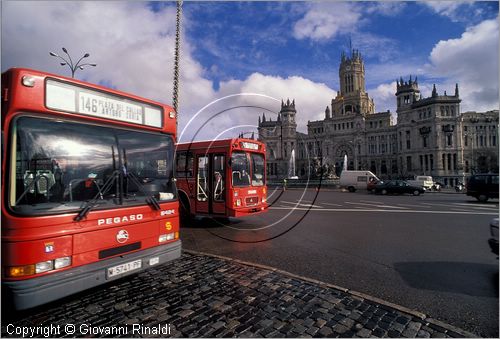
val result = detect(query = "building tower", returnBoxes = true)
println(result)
[331,49,375,117]
[280,98,297,161]
[395,76,421,114]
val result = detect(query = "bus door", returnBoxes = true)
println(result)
[211,154,226,214]
[195,153,226,214]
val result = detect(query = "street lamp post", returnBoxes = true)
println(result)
[49,47,96,78]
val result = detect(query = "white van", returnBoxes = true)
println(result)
[407,175,434,190]
[339,170,380,192]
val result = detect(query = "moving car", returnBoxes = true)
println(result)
[466,173,499,202]
[489,218,499,256]
[374,180,425,196]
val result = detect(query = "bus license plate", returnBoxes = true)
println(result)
[107,259,142,278]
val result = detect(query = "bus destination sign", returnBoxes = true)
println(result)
[46,79,163,128]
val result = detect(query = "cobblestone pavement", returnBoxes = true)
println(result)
[2,251,477,338]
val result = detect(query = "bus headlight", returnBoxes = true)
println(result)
[159,233,177,243]
[35,261,54,274]
[54,257,71,269]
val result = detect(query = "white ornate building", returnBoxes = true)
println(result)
[258,49,499,187]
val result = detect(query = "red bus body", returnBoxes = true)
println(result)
[176,138,268,219]
[1,68,181,309]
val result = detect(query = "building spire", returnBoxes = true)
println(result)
[455,83,459,97]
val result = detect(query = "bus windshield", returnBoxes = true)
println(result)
[9,116,176,215]
[231,152,250,187]
[250,153,265,186]
[231,151,265,187]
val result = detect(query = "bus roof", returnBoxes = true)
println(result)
[176,138,265,152]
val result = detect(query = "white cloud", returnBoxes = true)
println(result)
[427,18,499,111]
[423,1,476,22]
[179,73,337,141]
[1,1,215,115]
[365,2,407,16]
[293,2,361,41]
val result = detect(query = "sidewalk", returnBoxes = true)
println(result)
[2,251,477,338]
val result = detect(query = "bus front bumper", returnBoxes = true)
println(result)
[2,241,181,310]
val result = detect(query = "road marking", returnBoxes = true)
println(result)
[281,200,323,208]
[322,202,343,207]
[268,206,497,215]
[345,202,408,209]
[449,203,498,210]
[418,202,498,211]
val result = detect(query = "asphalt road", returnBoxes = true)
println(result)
[181,188,499,337]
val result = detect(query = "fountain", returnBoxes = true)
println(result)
[288,149,299,179]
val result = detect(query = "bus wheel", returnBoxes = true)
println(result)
[348,186,356,193]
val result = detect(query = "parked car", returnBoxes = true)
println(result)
[374,180,425,196]
[466,173,499,202]
[488,218,499,256]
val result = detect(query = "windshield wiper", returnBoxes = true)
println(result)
[122,148,161,211]
[74,170,120,221]
[126,171,161,210]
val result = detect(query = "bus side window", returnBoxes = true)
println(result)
[176,151,193,177]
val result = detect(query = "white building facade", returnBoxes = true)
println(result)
[258,49,499,187]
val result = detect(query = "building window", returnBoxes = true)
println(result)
[447,153,452,171]
[423,136,428,148]
[430,155,434,170]
[442,154,446,170]
[447,134,452,146]
[406,156,412,171]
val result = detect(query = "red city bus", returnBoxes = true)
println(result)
[1,68,181,309]
[176,138,267,220]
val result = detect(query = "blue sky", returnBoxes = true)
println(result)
[2,1,499,140]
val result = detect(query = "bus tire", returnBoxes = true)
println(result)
[348,186,356,193]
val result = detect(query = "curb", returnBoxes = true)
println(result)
[183,249,478,338]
